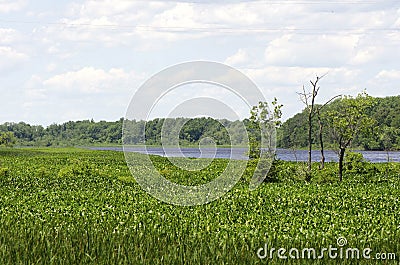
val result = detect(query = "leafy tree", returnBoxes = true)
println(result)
[0,132,16,147]
[278,95,400,151]
[324,92,376,181]
[379,125,399,162]
[248,99,282,159]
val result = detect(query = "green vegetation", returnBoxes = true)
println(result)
[0,118,248,147]
[0,119,123,147]
[247,99,282,159]
[280,95,400,151]
[0,132,16,147]
[0,148,399,264]
[324,92,376,181]
[1,95,399,151]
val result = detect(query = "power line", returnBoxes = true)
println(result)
[0,18,399,34]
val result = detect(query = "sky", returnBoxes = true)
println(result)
[1,0,399,126]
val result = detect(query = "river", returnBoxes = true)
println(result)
[87,146,400,163]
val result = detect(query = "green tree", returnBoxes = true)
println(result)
[248,99,282,159]
[324,92,376,181]
[379,125,399,162]
[0,132,16,147]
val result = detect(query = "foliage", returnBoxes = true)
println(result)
[379,125,399,154]
[279,95,400,151]
[0,167,9,177]
[1,95,399,151]
[344,151,376,175]
[247,99,282,159]
[58,159,96,178]
[344,151,365,170]
[325,92,376,148]
[0,119,124,147]
[1,118,250,147]
[0,131,16,147]
[324,92,377,180]
[0,148,398,264]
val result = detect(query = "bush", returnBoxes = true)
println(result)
[0,167,9,178]
[35,166,52,178]
[311,164,337,184]
[344,152,365,173]
[58,159,95,178]
[265,159,301,183]
[344,151,379,179]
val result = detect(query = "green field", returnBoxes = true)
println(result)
[0,148,399,264]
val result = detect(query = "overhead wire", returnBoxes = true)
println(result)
[0,0,398,35]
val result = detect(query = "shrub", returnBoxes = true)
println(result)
[35,166,52,178]
[58,159,95,178]
[265,159,300,183]
[0,167,9,177]
[344,151,380,180]
[344,152,365,173]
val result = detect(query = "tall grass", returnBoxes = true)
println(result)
[0,148,398,264]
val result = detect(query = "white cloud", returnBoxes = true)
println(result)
[0,28,28,71]
[46,63,57,72]
[0,46,28,71]
[21,67,147,125]
[264,34,359,67]
[375,69,400,80]
[350,46,380,65]
[0,0,26,13]
[244,66,359,88]
[40,1,400,48]
[41,1,175,46]
[67,0,144,18]
[0,28,21,44]
[224,49,248,66]
[2,1,400,125]
[42,67,144,94]
[395,9,400,27]
[366,69,400,97]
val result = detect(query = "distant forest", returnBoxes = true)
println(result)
[1,95,399,150]
[279,95,400,150]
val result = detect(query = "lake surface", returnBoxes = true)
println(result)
[88,146,400,163]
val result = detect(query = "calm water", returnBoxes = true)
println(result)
[88,146,400,163]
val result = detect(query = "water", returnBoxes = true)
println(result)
[88,146,400,163]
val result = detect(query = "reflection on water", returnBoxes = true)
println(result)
[88,146,400,163]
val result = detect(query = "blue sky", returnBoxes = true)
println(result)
[1,0,399,125]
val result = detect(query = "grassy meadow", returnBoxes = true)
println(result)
[0,148,399,264]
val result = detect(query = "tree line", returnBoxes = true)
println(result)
[1,95,399,152]
[0,119,123,147]
[0,117,250,147]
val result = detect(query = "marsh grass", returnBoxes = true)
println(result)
[0,148,398,264]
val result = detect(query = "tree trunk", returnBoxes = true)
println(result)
[338,147,345,181]
[308,112,312,172]
[318,115,325,169]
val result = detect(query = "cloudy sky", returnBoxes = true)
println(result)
[1,0,399,126]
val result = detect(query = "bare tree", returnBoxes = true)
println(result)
[297,74,326,179]
[316,109,325,169]
[315,95,341,169]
